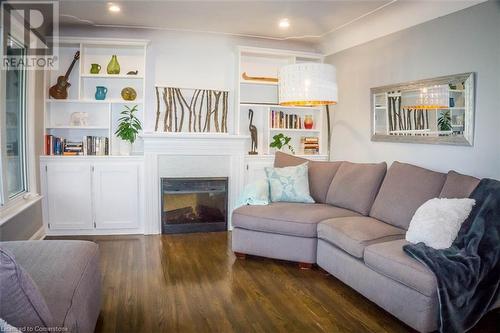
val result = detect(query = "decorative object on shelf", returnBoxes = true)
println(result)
[279,63,338,159]
[248,109,258,155]
[115,104,142,156]
[49,51,80,99]
[270,133,294,154]
[304,115,314,129]
[371,72,474,146]
[154,86,229,133]
[70,112,89,126]
[127,70,138,75]
[107,55,120,74]
[242,72,278,83]
[90,63,101,74]
[95,86,108,100]
[121,87,137,101]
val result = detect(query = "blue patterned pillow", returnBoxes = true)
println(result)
[265,162,315,203]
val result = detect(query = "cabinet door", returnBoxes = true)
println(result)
[244,158,274,186]
[45,163,93,230]
[93,163,139,229]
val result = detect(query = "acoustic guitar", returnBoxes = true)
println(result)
[49,51,80,99]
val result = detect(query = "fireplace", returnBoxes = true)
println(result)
[161,177,228,234]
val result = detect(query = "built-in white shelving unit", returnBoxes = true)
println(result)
[43,37,148,156]
[236,46,328,158]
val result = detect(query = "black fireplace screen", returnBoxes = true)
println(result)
[161,177,228,234]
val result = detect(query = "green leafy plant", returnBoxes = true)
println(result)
[438,110,452,132]
[115,105,142,143]
[270,133,295,154]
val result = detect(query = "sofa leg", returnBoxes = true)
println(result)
[234,252,246,260]
[298,262,313,270]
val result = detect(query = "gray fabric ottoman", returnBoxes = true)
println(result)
[1,240,101,333]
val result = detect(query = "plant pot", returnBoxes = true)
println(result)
[119,140,132,156]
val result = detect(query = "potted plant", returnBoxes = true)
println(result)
[115,104,142,155]
[270,133,295,154]
[438,110,452,135]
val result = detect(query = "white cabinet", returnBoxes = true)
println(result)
[41,157,143,235]
[45,162,93,230]
[93,163,139,229]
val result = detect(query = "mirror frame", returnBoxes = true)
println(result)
[370,73,475,146]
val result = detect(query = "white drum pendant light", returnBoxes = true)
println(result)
[279,63,338,106]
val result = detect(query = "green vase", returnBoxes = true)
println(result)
[107,55,120,74]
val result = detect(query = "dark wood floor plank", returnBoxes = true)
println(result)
[48,232,499,333]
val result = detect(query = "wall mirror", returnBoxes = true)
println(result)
[371,73,474,146]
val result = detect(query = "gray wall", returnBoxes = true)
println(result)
[325,1,500,179]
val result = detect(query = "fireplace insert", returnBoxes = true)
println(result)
[161,177,228,234]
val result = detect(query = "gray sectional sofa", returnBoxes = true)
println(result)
[231,152,496,332]
[0,240,101,333]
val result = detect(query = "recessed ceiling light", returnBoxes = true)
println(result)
[108,3,121,13]
[279,18,290,29]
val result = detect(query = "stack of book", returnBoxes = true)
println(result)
[302,136,319,155]
[45,135,109,156]
[271,110,304,129]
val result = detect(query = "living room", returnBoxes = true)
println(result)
[0,1,499,332]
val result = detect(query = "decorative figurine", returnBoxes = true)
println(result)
[70,112,89,126]
[248,109,258,155]
[127,70,138,75]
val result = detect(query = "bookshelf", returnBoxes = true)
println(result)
[236,47,328,158]
[43,37,148,156]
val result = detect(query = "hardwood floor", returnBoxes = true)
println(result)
[50,232,499,333]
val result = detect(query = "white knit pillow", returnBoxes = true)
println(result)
[406,198,475,249]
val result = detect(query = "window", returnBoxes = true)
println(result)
[1,36,28,206]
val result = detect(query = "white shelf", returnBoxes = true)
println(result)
[240,80,278,86]
[47,126,109,130]
[47,99,143,104]
[80,74,144,79]
[270,128,320,133]
[241,103,322,110]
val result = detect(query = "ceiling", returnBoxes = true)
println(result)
[58,0,485,50]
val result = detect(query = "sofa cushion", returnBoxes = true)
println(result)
[0,247,54,329]
[1,241,101,331]
[265,163,315,203]
[439,170,480,199]
[317,217,405,258]
[364,239,437,297]
[326,162,387,215]
[274,152,342,203]
[233,202,359,238]
[369,161,446,229]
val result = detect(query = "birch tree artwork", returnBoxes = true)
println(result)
[387,91,429,135]
[155,87,229,133]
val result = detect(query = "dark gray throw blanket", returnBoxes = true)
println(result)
[403,178,500,333]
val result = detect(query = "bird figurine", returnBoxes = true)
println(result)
[248,109,258,155]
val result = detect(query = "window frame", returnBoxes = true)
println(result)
[0,35,38,215]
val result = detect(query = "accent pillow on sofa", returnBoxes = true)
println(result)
[0,247,53,329]
[265,162,315,203]
[274,152,342,203]
[406,198,475,249]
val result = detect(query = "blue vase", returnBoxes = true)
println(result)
[95,86,108,100]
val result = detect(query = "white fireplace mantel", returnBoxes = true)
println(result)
[142,132,249,234]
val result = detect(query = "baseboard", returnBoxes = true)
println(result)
[29,226,46,240]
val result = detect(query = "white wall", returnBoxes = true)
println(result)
[60,25,317,133]
[325,1,500,179]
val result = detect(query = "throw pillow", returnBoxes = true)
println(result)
[0,319,22,333]
[265,162,315,203]
[237,178,269,207]
[0,247,54,329]
[406,198,476,249]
